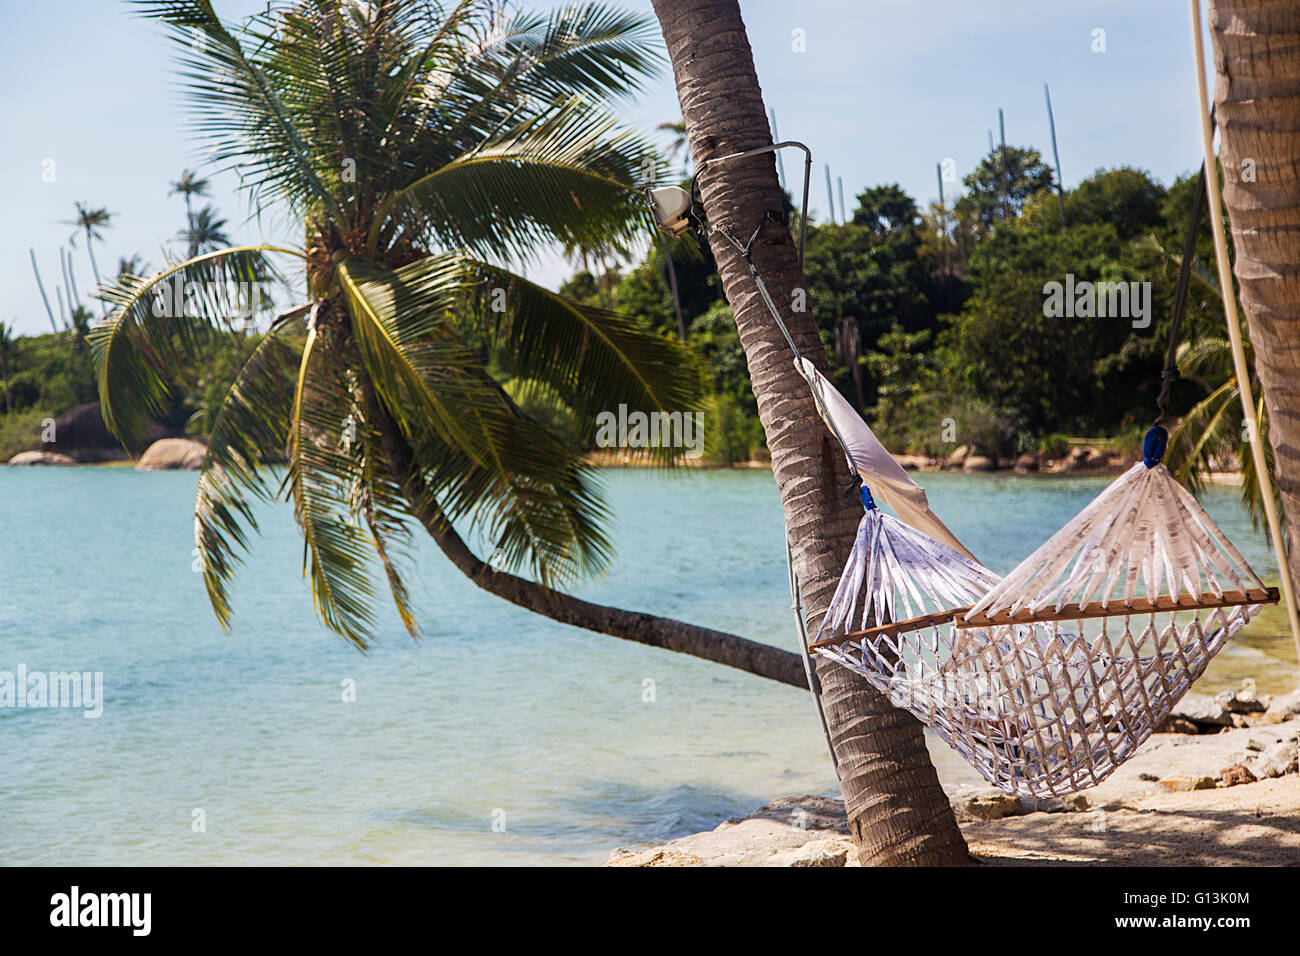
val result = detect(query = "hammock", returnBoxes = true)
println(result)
[810,422,1279,796]
[644,131,1287,799]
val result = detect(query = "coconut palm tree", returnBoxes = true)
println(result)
[116,254,148,279]
[1208,0,1300,590]
[65,202,113,291]
[1145,236,1285,537]
[179,204,231,256]
[649,0,969,865]
[95,0,803,683]
[1165,331,1284,540]
[170,168,211,230]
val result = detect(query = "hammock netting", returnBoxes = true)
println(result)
[811,459,1276,797]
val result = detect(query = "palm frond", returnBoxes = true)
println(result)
[413,394,614,588]
[195,325,304,626]
[287,313,385,648]
[459,2,661,104]
[1167,378,1240,493]
[374,95,657,260]
[351,416,420,638]
[133,1,344,220]
[339,254,618,585]
[336,257,492,460]
[469,260,700,434]
[90,244,296,450]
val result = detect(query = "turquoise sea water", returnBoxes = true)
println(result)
[1,467,1295,865]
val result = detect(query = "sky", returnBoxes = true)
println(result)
[0,0,1218,337]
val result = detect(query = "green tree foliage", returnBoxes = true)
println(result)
[945,214,1157,436]
[956,146,1056,228]
[805,184,937,407]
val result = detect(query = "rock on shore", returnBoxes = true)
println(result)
[136,437,207,471]
[6,450,77,466]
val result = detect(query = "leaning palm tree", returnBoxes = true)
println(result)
[651,0,969,864]
[95,0,801,682]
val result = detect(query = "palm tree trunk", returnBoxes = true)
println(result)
[651,0,969,865]
[1209,0,1300,593]
[83,227,102,289]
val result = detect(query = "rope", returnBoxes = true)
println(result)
[1188,0,1300,667]
[713,221,869,502]
[712,215,876,775]
[1157,140,1209,424]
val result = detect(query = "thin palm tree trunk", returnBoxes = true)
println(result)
[651,0,969,865]
[30,249,61,333]
[84,226,103,289]
[1209,0,1300,603]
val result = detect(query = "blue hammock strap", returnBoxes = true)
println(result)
[860,485,878,512]
[1143,425,1168,468]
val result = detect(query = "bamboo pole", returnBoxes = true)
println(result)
[769,107,786,191]
[1044,83,1067,227]
[1188,0,1300,667]
[824,163,835,224]
[998,108,1011,220]
[29,249,59,333]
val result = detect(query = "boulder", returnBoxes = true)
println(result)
[1158,774,1217,792]
[962,455,996,473]
[1018,793,1089,813]
[1244,740,1298,780]
[1155,716,1201,735]
[767,838,853,868]
[943,444,970,469]
[955,792,1025,821]
[893,454,931,471]
[40,402,132,462]
[1218,763,1256,787]
[1169,692,1232,728]
[6,450,76,466]
[136,438,207,471]
[1217,688,1266,714]
[1268,688,1300,718]
[1013,452,1039,474]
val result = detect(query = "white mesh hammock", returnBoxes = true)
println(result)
[803,364,1278,797]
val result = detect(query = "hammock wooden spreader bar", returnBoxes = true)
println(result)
[808,608,963,652]
[955,587,1279,629]
[808,585,1280,653]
